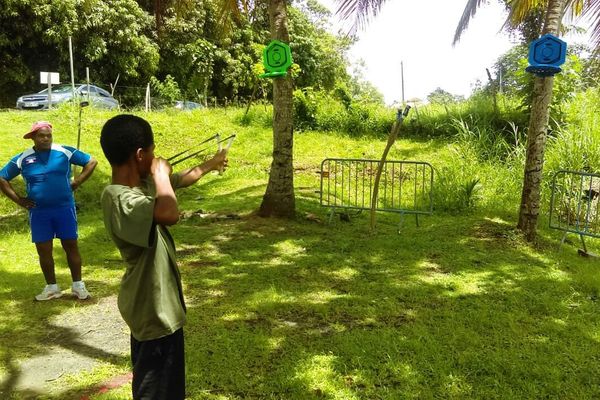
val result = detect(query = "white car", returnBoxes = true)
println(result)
[16,84,119,110]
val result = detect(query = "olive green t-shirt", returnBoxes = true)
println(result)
[100,175,186,341]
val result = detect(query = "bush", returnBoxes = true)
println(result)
[313,94,347,132]
[293,88,318,130]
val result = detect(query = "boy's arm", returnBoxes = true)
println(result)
[176,150,228,189]
[152,157,179,225]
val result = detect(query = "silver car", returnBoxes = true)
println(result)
[16,84,119,110]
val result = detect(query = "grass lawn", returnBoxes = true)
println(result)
[0,106,599,399]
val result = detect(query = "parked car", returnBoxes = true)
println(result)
[174,100,204,110]
[16,84,119,110]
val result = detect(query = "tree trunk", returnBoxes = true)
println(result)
[258,0,295,218]
[517,0,566,241]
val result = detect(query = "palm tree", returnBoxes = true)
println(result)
[149,0,296,218]
[257,0,296,218]
[259,0,296,218]
[455,0,599,241]
[336,0,600,241]
[211,0,296,217]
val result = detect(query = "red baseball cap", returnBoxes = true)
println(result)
[23,121,52,139]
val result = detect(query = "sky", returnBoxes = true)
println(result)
[319,0,591,104]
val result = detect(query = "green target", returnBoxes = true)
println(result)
[261,40,293,78]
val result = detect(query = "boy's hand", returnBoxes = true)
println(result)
[211,149,228,173]
[151,157,172,177]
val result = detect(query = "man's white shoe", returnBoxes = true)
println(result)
[72,284,91,300]
[35,285,63,301]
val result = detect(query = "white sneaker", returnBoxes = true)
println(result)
[35,285,63,301]
[72,283,91,300]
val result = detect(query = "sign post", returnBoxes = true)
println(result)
[69,36,75,99]
[40,72,60,109]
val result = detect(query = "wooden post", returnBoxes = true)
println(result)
[370,106,410,232]
[401,61,405,104]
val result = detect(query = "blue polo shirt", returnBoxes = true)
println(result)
[0,144,91,209]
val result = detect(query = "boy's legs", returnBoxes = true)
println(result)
[131,329,185,400]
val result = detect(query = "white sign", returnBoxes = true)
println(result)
[40,72,60,85]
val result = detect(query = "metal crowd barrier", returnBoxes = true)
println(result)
[319,158,433,229]
[549,169,600,255]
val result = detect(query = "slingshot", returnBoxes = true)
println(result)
[216,134,235,175]
[168,134,236,166]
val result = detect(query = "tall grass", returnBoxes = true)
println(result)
[293,88,532,142]
[291,87,600,214]
[545,88,600,174]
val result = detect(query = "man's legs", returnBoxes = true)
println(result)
[54,207,89,299]
[60,239,82,282]
[61,238,90,299]
[33,240,63,301]
[30,207,89,300]
[35,240,56,284]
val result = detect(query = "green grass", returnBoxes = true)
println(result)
[0,105,599,399]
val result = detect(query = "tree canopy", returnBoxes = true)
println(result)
[0,0,363,107]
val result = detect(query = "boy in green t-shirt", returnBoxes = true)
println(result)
[99,114,227,399]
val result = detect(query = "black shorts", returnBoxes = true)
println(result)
[131,328,185,400]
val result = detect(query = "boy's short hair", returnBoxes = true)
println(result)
[100,114,154,165]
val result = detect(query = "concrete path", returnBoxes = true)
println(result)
[0,295,129,399]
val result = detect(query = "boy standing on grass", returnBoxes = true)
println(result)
[99,114,227,399]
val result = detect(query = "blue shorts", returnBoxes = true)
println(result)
[29,206,78,243]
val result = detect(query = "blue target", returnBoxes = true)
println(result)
[525,34,567,77]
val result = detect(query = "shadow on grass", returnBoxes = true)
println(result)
[171,192,600,398]
[0,265,126,399]
[2,183,600,399]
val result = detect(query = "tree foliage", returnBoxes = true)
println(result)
[490,43,588,120]
[0,0,363,108]
[427,87,463,104]
[0,0,158,106]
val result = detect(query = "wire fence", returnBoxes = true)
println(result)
[319,158,434,227]
[549,169,600,239]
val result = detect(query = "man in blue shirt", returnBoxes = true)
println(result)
[0,121,97,301]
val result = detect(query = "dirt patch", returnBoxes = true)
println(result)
[0,295,129,399]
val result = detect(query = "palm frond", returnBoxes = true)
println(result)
[582,0,600,52]
[562,0,584,33]
[568,0,585,15]
[503,0,546,29]
[216,0,244,38]
[453,0,489,45]
[334,0,389,35]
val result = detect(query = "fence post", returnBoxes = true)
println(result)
[370,106,410,232]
